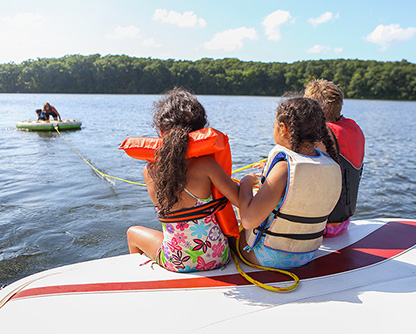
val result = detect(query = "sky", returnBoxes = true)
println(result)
[1,0,415,64]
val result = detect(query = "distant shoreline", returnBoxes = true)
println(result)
[1,55,415,101]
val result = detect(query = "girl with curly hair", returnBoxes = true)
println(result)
[127,87,239,272]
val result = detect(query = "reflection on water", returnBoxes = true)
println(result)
[0,94,415,286]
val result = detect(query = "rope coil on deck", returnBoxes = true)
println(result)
[231,228,299,292]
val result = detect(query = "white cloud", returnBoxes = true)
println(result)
[204,27,258,51]
[305,45,343,54]
[308,12,339,26]
[365,23,416,51]
[306,45,332,54]
[1,12,43,28]
[106,26,140,40]
[143,38,161,48]
[262,10,293,41]
[153,9,206,28]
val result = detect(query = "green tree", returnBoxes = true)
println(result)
[0,55,415,100]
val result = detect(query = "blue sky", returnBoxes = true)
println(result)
[1,0,415,64]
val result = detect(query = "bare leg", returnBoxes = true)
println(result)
[127,226,163,260]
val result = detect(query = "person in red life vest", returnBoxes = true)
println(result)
[238,98,342,269]
[43,102,62,121]
[126,87,239,272]
[304,79,365,237]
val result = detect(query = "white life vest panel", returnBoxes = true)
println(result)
[246,145,342,253]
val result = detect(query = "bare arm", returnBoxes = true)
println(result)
[52,106,62,121]
[239,161,287,230]
[144,156,239,211]
[198,156,240,207]
[143,164,158,206]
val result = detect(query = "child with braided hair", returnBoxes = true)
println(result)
[238,97,342,269]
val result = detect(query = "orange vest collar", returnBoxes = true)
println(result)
[119,127,226,162]
[119,127,239,238]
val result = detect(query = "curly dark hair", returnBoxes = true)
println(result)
[151,87,208,215]
[276,97,339,163]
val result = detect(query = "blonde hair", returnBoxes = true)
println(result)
[304,79,343,122]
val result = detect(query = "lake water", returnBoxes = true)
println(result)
[1,94,415,286]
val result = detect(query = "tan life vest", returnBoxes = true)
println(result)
[245,145,342,253]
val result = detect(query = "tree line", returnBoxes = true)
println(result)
[0,54,415,100]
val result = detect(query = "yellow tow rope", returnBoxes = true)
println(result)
[231,159,267,174]
[54,127,265,186]
[54,127,146,186]
[231,227,299,292]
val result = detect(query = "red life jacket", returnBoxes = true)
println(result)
[119,127,239,238]
[327,117,365,224]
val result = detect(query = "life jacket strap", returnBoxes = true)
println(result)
[158,197,228,223]
[255,210,327,241]
[254,228,325,240]
[254,210,327,240]
[276,212,329,224]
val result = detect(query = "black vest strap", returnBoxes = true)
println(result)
[254,227,325,240]
[158,197,228,223]
[277,212,329,224]
[255,197,328,242]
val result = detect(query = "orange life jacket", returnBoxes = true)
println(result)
[119,127,239,238]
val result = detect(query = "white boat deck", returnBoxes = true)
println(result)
[0,218,415,333]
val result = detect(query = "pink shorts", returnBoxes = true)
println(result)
[324,218,351,238]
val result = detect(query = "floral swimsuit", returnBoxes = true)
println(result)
[156,189,231,272]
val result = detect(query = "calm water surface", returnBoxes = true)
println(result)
[1,94,415,286]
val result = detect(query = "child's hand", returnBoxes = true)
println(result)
[252,162,265,170]
[242,172,260,186]
[252,162,265,178]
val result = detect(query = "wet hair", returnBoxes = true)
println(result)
[304,79,343,122]
[276,97,339,163]
[151,87,208,215]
